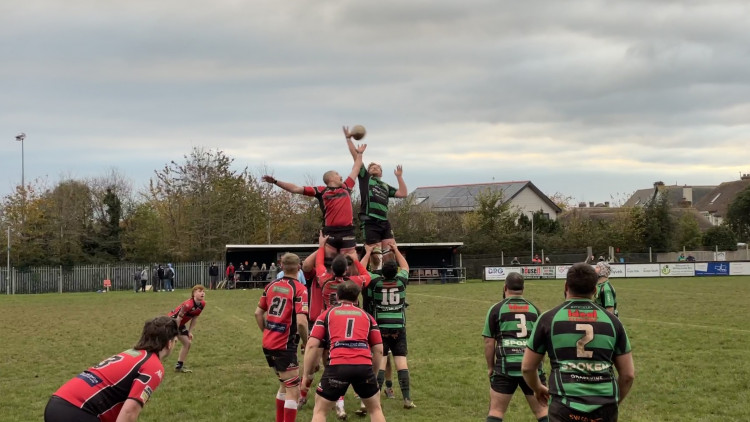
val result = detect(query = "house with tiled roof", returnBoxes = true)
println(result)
[622,182,717,208]
[693,175,750,225]
[410,181,562,220]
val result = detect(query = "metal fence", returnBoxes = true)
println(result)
[0,262,211,295]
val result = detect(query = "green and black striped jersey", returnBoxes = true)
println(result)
[482,296,542,377]
[366,269,408,329]
[527,299,631,413]
[357,165,397,221]
[595,280,618,317]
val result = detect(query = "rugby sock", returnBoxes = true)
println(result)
[377,370,386,389]
[385,379,393,389]
[537,417,549,422]
[486,417,502,422]
[275,392,285,422]
[175,361,183,369]
[397,369,411,400]
[283,399,297,422]
[336,397,345,410]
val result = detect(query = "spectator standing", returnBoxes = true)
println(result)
[260,263,268,280]
[532,254,542,264]
[225,262,235,287]
[156,265,165,293]
[251,262,261,281]
[140,267,149,293]
[208,262,219,290]
[165,264,175,292]
[267,263,277,280]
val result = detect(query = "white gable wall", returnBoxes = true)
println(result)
[508,187,559,221]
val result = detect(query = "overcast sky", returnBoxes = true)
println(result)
[1,0,749,205]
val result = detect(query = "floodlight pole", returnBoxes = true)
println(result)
[528,210,535,261]
[6,226,10,295]
[15,133,26,223]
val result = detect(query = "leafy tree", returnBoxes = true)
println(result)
[702,225,738,251]
[726,185,750,242]
[642,191,674,252]
[100,188,123,260]
[674,212,702,250]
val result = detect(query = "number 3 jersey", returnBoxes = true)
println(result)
[52,349,164,422]
[258,277,309,350]
[526,299,631,413]
[482,296,542,377]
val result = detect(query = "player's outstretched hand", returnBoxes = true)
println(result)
[342,126,351,140]
[534,385,550,406]
[262,175,277,184]
[394,165,403,177]
[355,143,367,154]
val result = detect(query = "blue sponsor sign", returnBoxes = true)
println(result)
[694,262,729,276]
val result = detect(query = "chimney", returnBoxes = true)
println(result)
[579,202,587,208]
[589,201,594,207]
[742,173,750,180]
[604,201,610,207]
[682,187,693,204]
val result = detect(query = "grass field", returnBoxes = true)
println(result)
[2,277,749,422]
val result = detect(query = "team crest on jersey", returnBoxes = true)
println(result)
[140,386,153,403]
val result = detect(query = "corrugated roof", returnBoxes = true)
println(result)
[411,181,561,213]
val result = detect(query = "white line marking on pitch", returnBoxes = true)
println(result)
[411,293,750,334]
[232,315,247,323]
[215,306,224,311]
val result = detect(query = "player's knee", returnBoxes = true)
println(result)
[280,375,301,388]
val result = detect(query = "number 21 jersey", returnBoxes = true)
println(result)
[258,277,309,350]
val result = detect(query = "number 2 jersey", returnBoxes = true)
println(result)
[482,296,542,377]
[526,299,631,413]
[258,277,309,350]
[53,349,164,422]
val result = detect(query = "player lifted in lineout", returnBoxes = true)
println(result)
[343,126,407,253]
[263,143,367,265]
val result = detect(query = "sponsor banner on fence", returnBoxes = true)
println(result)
[694,262,729,276]
[659,263,695,277]
[555,265,571,279]
[484,266,521,281]
[609,264,625,278]
[730,261,750,275]
[624,264,661,278]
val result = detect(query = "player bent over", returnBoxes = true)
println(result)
[482,273,547,422]
[303,280,386,422]
[168,284,207,373]
[522,263,635,422]
[45,316,179,422]
[255,253,309,422]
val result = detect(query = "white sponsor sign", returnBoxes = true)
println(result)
[730,261,750,275]
[484,266,521,281]
[555,265,571,279]
[609,264,625,278]
[659,263,695,277]
[624,264,661,278]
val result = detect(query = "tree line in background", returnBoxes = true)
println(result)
[2,147,749,268]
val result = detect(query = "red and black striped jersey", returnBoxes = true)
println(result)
[258,277,309,350]
[53,349,164,422]
[311,303,382,366]
[168,298,206,327]
[302,177,356,227]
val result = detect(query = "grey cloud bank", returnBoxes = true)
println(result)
[1,0,748,203]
